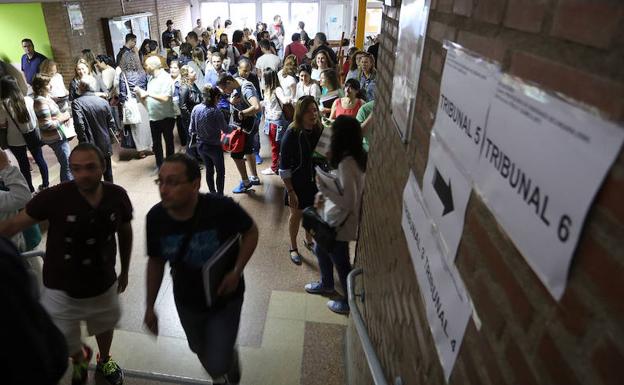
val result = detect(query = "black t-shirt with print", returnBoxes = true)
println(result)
[26,181,133,298]
[146,194,253,310]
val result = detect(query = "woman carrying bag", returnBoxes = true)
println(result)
[261,69,290,176]
[304,115,366,314]
[189,86,227,195]
[279,96,323,265]
[0,76,49,192]
[32,74,73,183]
[118,51,152,158]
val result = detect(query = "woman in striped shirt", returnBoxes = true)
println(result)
[32,73,73,183]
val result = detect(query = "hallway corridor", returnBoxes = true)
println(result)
[35,142,350,385]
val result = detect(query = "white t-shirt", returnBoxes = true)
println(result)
[263,88,287,121]
[311,68,322,81]
[48,73,68,99]
[256,53,281,73]
[295,82,321,101]
[277,70,297,101]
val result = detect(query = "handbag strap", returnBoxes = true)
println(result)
[274,88,286,112]
[122,73,135,102]
[3,101,20,128]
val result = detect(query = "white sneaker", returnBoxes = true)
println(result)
[261,168,276,175]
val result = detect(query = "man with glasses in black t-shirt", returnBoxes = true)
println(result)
[144,153,258,384]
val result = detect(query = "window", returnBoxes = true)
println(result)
[365,7,382,35]
[290,3,318,35]
[262,2,289,26]
[230,3,257,30]
[201,2,229,28]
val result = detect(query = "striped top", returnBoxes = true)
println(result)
[33,95,62,143]
[33,95,61,130]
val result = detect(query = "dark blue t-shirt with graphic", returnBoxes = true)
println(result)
[146,193,253,309]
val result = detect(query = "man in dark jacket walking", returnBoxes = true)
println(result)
[72,76,118,182]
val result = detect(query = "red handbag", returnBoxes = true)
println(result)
[220,129,246,153]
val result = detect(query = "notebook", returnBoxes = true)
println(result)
[202,233,241,307]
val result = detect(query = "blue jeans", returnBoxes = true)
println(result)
[314,241,352,296]
[9,144,49,192]
[198,143,225,195]
[46,140,72,182]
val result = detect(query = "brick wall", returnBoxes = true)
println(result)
[347,1,624,385]
[41,0,192,86]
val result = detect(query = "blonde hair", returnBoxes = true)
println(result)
[281,54,297,77]
[74,58,91,79]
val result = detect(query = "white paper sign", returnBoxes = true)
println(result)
[402,172,472,381]
[433,43,501,178]
[474,75,624,300]
[422,134,473,260]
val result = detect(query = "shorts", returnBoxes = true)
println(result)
[40,282,120,354]
[231,130,254,159]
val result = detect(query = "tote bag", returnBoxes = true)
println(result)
[121,74,142,125]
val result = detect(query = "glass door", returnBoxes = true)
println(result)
[322,2,346,41]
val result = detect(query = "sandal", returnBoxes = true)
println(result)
[303,240,314,251]
[289,249,302,265]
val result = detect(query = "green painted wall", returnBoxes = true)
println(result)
[0,3,53,65]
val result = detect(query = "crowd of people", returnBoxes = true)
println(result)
[0,15,377,385]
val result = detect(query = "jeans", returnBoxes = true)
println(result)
[9,144,49,192]
[174,292,243,380]
[252,118,261,154]
[47,140,72,182]
[314,241,352,296]
[198,143,225,195]
[150,118,176,168]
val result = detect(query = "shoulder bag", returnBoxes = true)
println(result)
[121,73,142,125]
[221,128,246,153]
[275,90,295,122]
[2,100,42,148]
[302,206,350,252]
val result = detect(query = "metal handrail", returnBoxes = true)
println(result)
[347,268,390,385]
[21,250,45,259]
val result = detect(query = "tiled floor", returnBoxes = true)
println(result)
[32,138,350,385]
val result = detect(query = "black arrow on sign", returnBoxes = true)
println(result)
[433,167,454,216]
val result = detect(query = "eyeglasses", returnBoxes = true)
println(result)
[154,178,192,187]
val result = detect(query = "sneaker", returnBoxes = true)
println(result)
[255,153,263,165]
[261,168,275,175]
[232,180,253,194]
[327,299,350,315]
[37,184,49,192]
[249,175,261,185]
[71,345,93,385]
[305,281,335,295]
[96,355,124,385]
